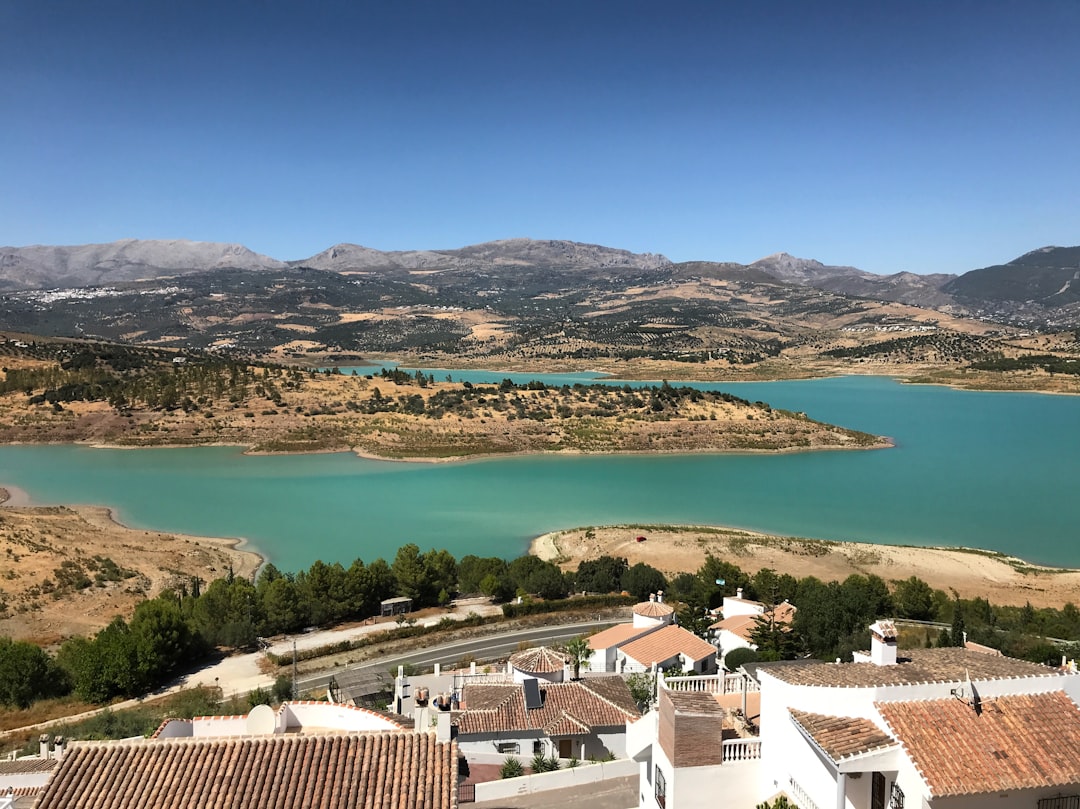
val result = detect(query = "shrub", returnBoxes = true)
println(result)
[500,757,525,779]
[724,646,760,672]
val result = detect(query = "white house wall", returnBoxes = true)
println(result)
[457,728,626,761]
[590,646,618,674]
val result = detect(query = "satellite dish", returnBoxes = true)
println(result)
[246,703,277,735]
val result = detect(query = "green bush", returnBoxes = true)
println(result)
[724,647,760,672]
[501,593,633,619]
[500,757,525,779]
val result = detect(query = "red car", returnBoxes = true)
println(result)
[635,535,647,542]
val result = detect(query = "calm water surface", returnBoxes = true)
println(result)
[1,376,1077,570]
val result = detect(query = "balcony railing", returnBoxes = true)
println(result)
[721,738,762,762]
[788,777,823,809]
[662,673,760,694]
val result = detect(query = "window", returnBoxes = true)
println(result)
[888,782,904,809]
[495,742,519,755]
[654,767,666,809]
[532,740,543,755]
[1038,797,1080,809]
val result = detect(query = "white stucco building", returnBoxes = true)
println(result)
[708,588,797,668]
[632,620,1080,809]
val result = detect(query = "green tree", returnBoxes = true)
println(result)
[392,543,430,604]
[621,563,667,602]
[747,608,799,661]
[676,596,713,640]
[129,596,197,687]
[626,671,656,712]
[574,556,628,594]
[260,576,305,635]
[458,555,508,594]
[892,576,935,621]
[0,637,67,708]
[951,600,967,647]
[423,549,458,605]
[479,572,515,602]
[563,636,593,680]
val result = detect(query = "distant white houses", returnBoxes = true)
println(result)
[585,592,718,675]
[708,588,796,667]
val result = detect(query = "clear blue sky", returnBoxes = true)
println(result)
[2,1,1077,274]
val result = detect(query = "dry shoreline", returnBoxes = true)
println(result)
[0,485,265,579]
[530,524,1080,610]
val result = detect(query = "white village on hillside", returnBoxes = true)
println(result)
[5,587,1080,809]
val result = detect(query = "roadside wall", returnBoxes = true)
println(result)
[472,758,637,801]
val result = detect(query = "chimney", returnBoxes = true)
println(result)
[869,620,898,666]
[736,587,743,600]
[436,711,452,742]
[649,593,656,602]
[39,734,50,759]
[656,590,664,603]
[53,736,66,761]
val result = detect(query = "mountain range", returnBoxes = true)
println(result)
[1,237,1078,330]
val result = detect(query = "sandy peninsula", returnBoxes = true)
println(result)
[0,489,263,644]
[532,524,1080,610]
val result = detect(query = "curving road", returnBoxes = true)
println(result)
[295,620,616,697]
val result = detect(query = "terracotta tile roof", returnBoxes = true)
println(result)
[508,646,567,674]
[711,613,757,641]
[34,732,456,809]
[713,604,797,640]
[588,623,654,650]
[576,675,642,714]
[870,619,897,639]
[964,639,1003,656]
[756,647,1063,688]
[633,600,675,618]
[878,691,1080,796]
[789,710,896,763]
[455,677,640,736]
[0,759,58,775]
[619,625,717,666]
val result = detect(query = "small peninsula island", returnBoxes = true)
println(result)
[0,339,887,459]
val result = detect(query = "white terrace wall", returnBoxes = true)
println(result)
[279,701,402,732]
[473,758,638,802]
[191,715,249,737]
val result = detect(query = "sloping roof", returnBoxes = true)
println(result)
[619,625,717,666]
[0,759,58,775]
[710,613,756,637]
[789,710,896,763]
[456,677,640,736]
[508,646,567,674]
[877,691,1080,797]
[711,603,796,640]
[588,623,654,651]
[755,647,1063,688]
[870,619,897,639]
[34,733,456,809]
[633,600,675,618]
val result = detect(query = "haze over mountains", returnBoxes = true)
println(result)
[1,237,1078,330]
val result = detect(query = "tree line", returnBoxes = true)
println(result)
[0,544,670,710]
[4,542,1078,712]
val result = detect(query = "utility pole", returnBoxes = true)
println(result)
[291,640,298,701]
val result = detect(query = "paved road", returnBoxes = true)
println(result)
[295,620,616,697]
